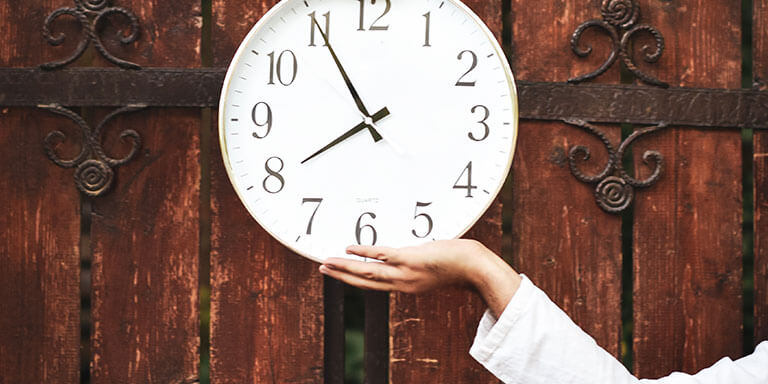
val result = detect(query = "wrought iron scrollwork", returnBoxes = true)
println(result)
[564,118,667,213]
[569,0,668,87]
[40,103,146,197]
[42,0,141,70]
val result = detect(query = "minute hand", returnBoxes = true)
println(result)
[314,18,383,142]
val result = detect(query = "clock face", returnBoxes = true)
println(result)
[220,0,518,263]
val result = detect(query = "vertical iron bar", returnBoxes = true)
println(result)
[363,291,388,384]
[324,277,346,384]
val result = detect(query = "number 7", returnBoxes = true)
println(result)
[302,198,323,235]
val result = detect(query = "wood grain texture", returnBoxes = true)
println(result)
[508,0,623,359]
[0,1,80,382]
[210,1,325,382]
[89,1,201,382]
[0,110,81,384]
[754,0,768,347]
[387,3,506,382]
[632,0,743,377]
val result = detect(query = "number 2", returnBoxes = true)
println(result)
[455,50,477,87]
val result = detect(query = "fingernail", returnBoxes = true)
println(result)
[319,265,329,274]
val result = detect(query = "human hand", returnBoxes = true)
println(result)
[319,239,522,317]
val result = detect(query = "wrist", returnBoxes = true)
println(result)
[468,245,521,318]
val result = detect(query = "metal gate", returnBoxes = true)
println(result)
[0,0,766,382]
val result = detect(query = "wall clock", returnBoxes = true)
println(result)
[219,0,518,263]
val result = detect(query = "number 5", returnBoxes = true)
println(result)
[412,202,434,239]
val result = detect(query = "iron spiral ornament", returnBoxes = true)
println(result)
[569,0,668,87]
[42,0,141,70]
[40,103,146,197]
[564,118,667,214]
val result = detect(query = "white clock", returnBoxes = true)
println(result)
[219,0,518,263]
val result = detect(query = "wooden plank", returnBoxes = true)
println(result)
[0,1,80,382]
[209,1,325,382]
[89,1,201,382]
[632,0,743,377]
[508,0,623,360]
[754,0,768,347]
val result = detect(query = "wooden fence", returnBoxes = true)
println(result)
[0,0,766,383]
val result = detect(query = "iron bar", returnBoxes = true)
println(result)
[0,69,766,129]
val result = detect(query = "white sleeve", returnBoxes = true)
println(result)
[469,275,768,384]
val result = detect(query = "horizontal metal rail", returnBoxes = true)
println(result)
[1,68,766,129]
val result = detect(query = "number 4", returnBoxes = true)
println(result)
[453,162,477,198]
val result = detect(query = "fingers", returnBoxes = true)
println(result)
[345,245,401,263]
[319,262,394,291]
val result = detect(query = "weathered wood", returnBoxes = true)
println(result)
[509,0,623,361]
[754,0,768,347]
[209,1,325,382]
[632,0,743,377]
[0,111,81,384]
[89,1,201,382]
[0,1,80,383]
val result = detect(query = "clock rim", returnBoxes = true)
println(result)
[218,0,519,264]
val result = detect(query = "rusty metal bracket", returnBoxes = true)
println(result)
[0,69,766,129]
[564,119,667,213]
[569,0,667,87]
[42,0,141,70]
[40,103,146,197]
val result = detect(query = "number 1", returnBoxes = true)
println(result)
[423,12,431,47]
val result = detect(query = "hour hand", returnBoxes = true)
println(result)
[314,18,383,142]
[302,107,390,164]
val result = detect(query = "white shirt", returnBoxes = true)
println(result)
[470,275,768,384]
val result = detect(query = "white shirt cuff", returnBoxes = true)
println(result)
[469,274,534,364]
